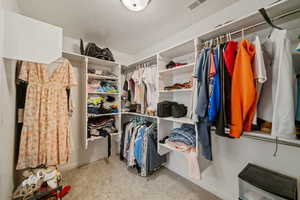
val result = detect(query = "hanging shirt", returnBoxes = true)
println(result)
[230,40,256,138]
[252,36,267,125]
[258,29,296,139]
[215,43,231,137]
[224,41,238,77]
[257,41,273,122]
[208,46,221,122]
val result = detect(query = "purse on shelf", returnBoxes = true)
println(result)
[80,39,115,62]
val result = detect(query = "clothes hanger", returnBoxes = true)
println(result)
[241,28,245,40]
[259,8,283,30]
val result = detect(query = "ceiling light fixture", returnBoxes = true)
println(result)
[121,0,151,12]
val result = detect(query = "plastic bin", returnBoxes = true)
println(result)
[239,164,297,200]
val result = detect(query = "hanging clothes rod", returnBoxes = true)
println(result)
[199,7,300,48]
[122,60,157,73]
[242,134,300,148]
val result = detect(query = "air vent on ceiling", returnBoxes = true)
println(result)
[187,0,206,11]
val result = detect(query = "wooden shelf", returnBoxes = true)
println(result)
[159,88,193,93]
[159,63,195,74]
[159,117,194,124]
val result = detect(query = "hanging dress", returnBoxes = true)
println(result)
[16,58,77,170]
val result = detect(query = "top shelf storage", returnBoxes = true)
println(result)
[196,0,300,42]
[88,56,119,67]
[62,51,120,67]
[127,55,157,68]
[159,40,195,60]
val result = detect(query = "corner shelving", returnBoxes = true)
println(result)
[63,51,122,150]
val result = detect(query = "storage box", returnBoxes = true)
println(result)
[239,164,297,200]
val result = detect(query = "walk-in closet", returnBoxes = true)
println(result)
[1,0,300,199]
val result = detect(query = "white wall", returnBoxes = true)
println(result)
[0,1,20,200]
[0,59,17,200]
[63,36,135,65]
[131,0,300,199]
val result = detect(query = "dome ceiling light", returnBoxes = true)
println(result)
[120,0,151,12]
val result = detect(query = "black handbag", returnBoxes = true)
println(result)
[171,104,187,118]
[157,101,177,117]
[80,39,115,62]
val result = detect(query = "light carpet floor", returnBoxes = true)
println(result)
[62,156,220,200]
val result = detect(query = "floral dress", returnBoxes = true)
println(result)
[16,58,77,170]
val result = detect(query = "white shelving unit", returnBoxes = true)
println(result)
[157,39,198,160]
[62,0,300,185]
[63,51,122,149]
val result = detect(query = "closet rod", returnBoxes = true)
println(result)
[242,134,300,148]
[200,7,300,46]
[229,7,300,37]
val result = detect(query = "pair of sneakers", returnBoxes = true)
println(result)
[13,168,61,199]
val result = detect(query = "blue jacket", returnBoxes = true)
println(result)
[208,47,221,122]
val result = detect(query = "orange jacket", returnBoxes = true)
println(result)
[230,40,256,138]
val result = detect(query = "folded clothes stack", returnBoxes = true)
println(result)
[164,81,192,90]
[160,124,196,152]
[88,79,118,93]
[88,68,117,78]
[88,96,118,115]
[88,116,118,138]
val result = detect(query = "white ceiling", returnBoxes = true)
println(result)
[17,0,238,54]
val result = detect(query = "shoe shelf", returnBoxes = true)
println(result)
[159,63,195,74]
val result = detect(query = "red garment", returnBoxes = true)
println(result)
[224,41,238,77]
